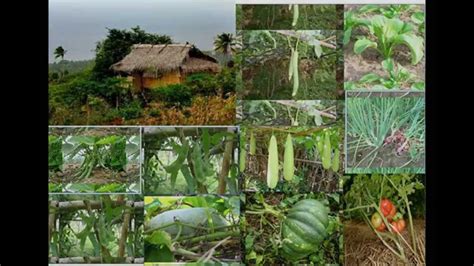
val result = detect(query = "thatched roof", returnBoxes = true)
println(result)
[111,44,220,77]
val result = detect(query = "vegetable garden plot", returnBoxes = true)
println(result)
[48,127,141,193]
[144,196,241,263]
[239,30,341,100]
[241,126,342,193]
[345,91,425,173]
[243,192,343,265]
[344,4,425,90]
[342,174,425,265]
[143,127,239,195]
[237,5,341,30]
[237,100,337,126]
[49,195,144,264]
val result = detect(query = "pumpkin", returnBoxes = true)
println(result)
[281,199,329,260]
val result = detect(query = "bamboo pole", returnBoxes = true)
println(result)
[118,200,133,258]
[53,200,144,211]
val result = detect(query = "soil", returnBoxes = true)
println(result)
[344,219,425,265]
[346,136,424,170]
[49,164,140,185]
[343,5,425,86]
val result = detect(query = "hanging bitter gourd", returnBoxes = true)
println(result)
[267,135,279,189]
[283,134,294,181]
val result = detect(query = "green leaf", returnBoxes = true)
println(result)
[411,82,425,90]
[146,230,172,248]
[354,38,377,54]
[313,44,323,58]
[411,12,425,24]
[394,33,424,64]
[145,243,175,262]
[95,135,120,145]
[359,73,381,84]
[343,28,352,46]
[381,58,395,72]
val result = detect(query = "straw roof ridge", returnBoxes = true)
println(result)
[110,43,220,76]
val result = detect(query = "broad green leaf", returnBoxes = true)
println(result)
[411,12,425,24]
[394,33,424,64]
[354,38,377,54]
[411,82,425,90]
[146,230,172,248]
[359,73,381,83]
[313,44,323,58]
[382,58,395,72]
[145,243,174,262]
[201,129,211,158]
[358,4,379,13]
[343,28,352,46]
[95,135,120,145]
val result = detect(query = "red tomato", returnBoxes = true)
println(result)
[380,198,395,217]
[390,219,406,233]
[396,219,406,232]
[386,206,397,221]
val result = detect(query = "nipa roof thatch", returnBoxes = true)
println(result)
[111,44,221,77]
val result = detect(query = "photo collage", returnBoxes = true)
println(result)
[49,1,425,265]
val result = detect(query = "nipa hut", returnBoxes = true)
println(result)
[111,44,221,90]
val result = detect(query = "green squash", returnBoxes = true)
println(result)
[281,199,329,260]
[146,207,229,237]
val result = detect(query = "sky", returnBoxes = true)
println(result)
[49,0,235,62]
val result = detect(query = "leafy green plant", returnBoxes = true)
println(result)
[346,58,424,90]
[49,135,63,171]
[343,10,369,45]
[119,100,143,120]
[353,15,424,64]
[185,73,218,96]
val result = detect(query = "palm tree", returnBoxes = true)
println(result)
[214,33,237,63]
[54,46,66,61]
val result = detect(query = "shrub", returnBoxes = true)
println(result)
[151,84,192,107]
[185,73,218,96]
[119,100,143,120]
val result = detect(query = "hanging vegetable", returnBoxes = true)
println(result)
[292,4,299,27]
[322,132,332,170]
[288,47,294,81]
[283,134,294,181]
[291,49,299,97]
[239,133,247,172]
[249,131,256,155]
[267,135,279,189]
